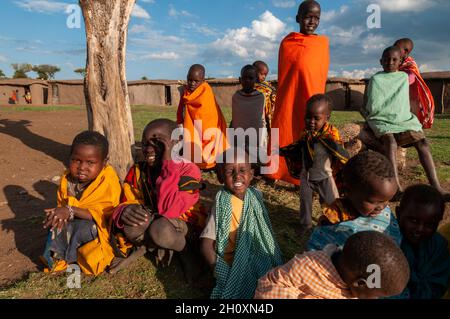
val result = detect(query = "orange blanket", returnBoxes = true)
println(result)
[177,82,228,170]
[57,165,121,275]
[399,57,435,129]
[268,32,329,184]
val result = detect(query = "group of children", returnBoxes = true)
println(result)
[40,0,450,299]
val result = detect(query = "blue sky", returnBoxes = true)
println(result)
[0,0,449,80]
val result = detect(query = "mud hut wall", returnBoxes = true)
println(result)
[445,81,450,113]
[30,83,45,105]
[128,83,165,106]
[348,83,366,111]
[54,83,85,105]
[170,84,182,106]
[325,82,347,110]
[210,83,241,108]
[0,85,25,104]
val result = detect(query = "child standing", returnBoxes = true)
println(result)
[397,184,450,299]
[177,64,228,170]
[253,60,277,132]
[308,151,402,250]
[42,131,121,275]
[280,94,349,233]
[255,231,410,299]
[231,65,267,162]
[200,149,283,299]
[268,0,329,185]
[394,38,435,129]
[111,119,206,279]
[361,46,449,200]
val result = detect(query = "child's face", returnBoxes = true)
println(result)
[255,64,269,82]
[187,69,204,93]
[305,101,330,132]
[380,50,402,73]
[297,5,321,35]
[398,202,442,247]
[222,162,254,200]
[347,177,398,217]
[69,144,106,183]
[394,40,413,60]
[141,125,172,167]
[240,69,257,93]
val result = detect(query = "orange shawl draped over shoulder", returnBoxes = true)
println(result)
[57,165,121,275]
[268,32,329,185]
[177,82,228,170]
[399,56,435,129]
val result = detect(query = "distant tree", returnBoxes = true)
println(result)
[32,64,61,80]
[0,69,6,79]
[141,76,148,80]
[74,67,87,77]
[11,63,33,79]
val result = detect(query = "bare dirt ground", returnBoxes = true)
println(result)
[0,106,86,286]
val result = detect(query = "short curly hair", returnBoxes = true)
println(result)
[343,150,395,191]
[400,184,445,218]
[342,231,410,296]
[70,131,109,160]
[306,94,333,115]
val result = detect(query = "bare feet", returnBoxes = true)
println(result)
[109,245,147,274]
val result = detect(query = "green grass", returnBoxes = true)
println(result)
[1,106,449,298]
[0,105,83,112]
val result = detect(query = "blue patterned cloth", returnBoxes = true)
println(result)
[307,206,402,251]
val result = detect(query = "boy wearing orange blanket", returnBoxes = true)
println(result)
[394,38,435,129]
[268,0,329,185]
[42,131,121,275]
[177,64,228,170]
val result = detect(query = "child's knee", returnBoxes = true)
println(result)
[148,218,178,248]
[123,220,151,244]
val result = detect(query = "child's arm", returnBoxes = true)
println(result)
[201,238,217,269]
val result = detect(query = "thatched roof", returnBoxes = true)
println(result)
[421,71,450,80]
[0,78,48,86]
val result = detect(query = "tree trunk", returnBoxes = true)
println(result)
[80,0,135,180]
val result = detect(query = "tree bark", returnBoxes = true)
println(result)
[80,0,135,180]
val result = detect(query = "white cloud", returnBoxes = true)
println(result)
[0,54,8,63]
[376,0,436,12]
[181,23,219,37]
[14,0,69,13]
[132,4,151,19]
[321,6,349,22]
[272,0,296,8]
[141,52,180,60]
[341,67,380,79]
[168,4,193,18]
[362,34,392,54]
[206,11,286,60]
[129,25,149,34]
[141,0,155,3]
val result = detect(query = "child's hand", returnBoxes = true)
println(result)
[120,206,150,227]
[156,136,175,161]
[44,207,70,231]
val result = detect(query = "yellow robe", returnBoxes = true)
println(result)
[57,165,121,275]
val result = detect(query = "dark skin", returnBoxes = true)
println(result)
[187,66,205,93]
[344,176,398,218]
[305,101,330,132]
[377,50,449,199]
[333,252,404,299]
[394,39,414,62]
[43,145,106,232]
[201,160,254,269]
[239,68,258,94]
[397,202,443,249]
[296,2,321,35]
[254,63,269,83]
[120,122,178,227]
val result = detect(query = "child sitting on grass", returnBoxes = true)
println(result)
[361,46,449,201]
[394,38,435,129]
[42,131,121,275]
[200,148,283,299]
[255,231,410,299]
[396,184,450,299]
[110,119,206,281]
[280,94,349,234]
[308,151,401,250]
